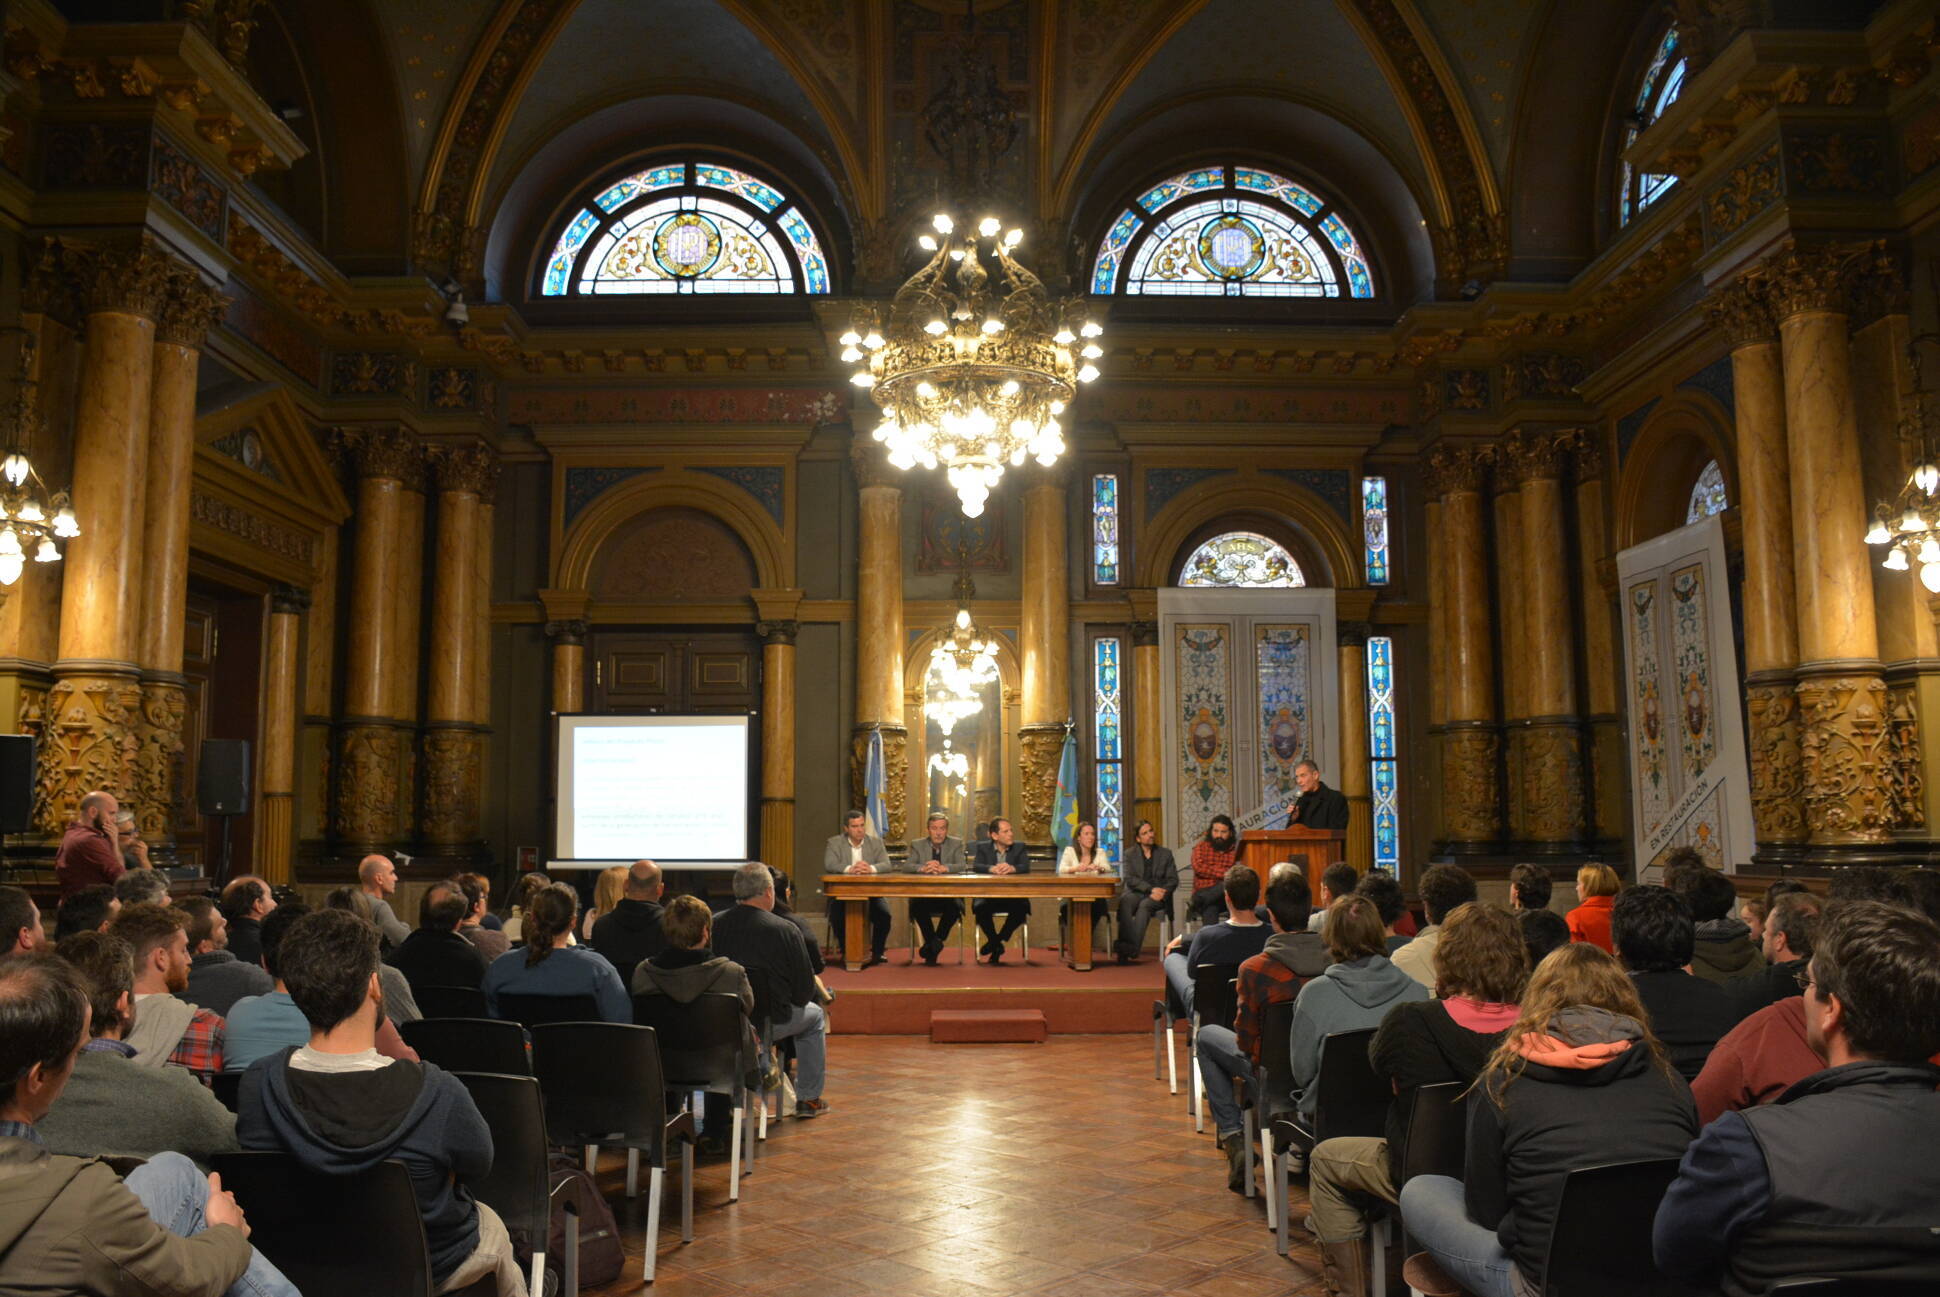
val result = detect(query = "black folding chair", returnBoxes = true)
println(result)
[1235,998,1297,1208]
[453,1071,583,1297]
[1270,1028,1384,1256]
[495,992,600,1028]
[1538,1157,1702,1297]
[632,992,758,1199]
[211,1152,433,1296]
[1187,962,1241,1132]
[529,1022,696,1282]
[1153,996,1182,1094]
[1365,1081,1468,1291]
[399,1017,530,1076]
[209,1070,242,1113]
[412,985,490,1019]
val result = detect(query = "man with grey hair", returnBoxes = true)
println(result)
[114,868,171,909]
[1283,759,1349,831]
[115,810,151,873]
[710,862,828,1117]
[357,853,411,947]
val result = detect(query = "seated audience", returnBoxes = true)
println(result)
[1398,943,1697,1297]
[1826,864,1900,905]
[108,904,223,1084]
[1656,901,1940,1293]
[1564,863,1620,952]
[462,873,503,932]
[453,873,509,963]
[1689,993,1820,1125]
[114,812,150,874]
[237,909,524,1296]
[712,863,828,1118]
[1612,884,1741,1081]
[481,883,629,1023]
[0,886,42,956]
[386,881,490,994]
[0,951,298,1297]
[767,867,829,983]
[1309,903,1528,1297]
[579,865,627,942]
[39,931,237,1165]
[216,877,275,969]
[499,871,552,944]
[322,888,421,1023]
[56,887,118,943]
[1114,818,1176,962]
[1659,845,1706,891]
[1308,861,1360,933]
[630,894,754,1019]
[175,897,272,1019]
[1355,871,1411,954]
[113,870,169,909]
[1675,866,1765,984]
[1162,863,1270,1021]
[1392,864,1478,988]
[1518,909,1569,968]
[226,906,419,1073]
[1194,863,1326,1188]
[588,859,666,978]
[1725,890,1819,1016]
[1894,865,1940,922]
[1186,815,1242,926]
[355,854,411,948]
[1507,863,1552,913]
[1290,895,1431,1120]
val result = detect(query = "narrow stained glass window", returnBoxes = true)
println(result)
[1619,29,1688,227]
[1367,636,1398,871]
[1179,532,1305,587]
[1092,474,1120,585]
[1094,637,1123,865]
[1686,459,1727,524]
[1362,476,1389,586]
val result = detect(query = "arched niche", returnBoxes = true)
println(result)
[1138,472,1355,589]
[555,469,791,602]
[587,507,757,601]
[1614,393,1736,550]
[900,624,1023,843]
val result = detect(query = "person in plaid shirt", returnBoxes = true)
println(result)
[109,903,224,1084]
[1196,862,1329,1190]
[1187,815,1241,925]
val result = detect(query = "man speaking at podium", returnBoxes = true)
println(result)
[1283,760,1349,831]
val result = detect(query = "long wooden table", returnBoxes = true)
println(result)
[822,873,1120,971]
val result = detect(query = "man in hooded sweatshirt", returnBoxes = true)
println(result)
[1288,894,1430,1122]
[1673,866,1765,984]
[236,907,525,1296]
[1194,863,1329,1189]
[631,894,754,1021]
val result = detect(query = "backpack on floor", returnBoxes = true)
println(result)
[531,1153,625,1291]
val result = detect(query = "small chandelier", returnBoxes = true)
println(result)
[0,344,78,586]
[922,558,1001,736]
[1867,339,1940,591]
[845,213,1102,517]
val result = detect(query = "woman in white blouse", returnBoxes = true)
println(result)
[1058,821,1113,952]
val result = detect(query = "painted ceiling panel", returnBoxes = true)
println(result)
[380,0,502,188]
[1412,0,1542,177]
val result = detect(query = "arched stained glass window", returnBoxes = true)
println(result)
[1618,29,1689,226]
[539,160,830,296]
[1092,165,1374,299]
[1179,532,1305,587]
[1686,459,1727,523]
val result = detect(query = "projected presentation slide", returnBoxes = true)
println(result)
[555,714,749,862]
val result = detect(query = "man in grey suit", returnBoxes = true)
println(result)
[904,814,967,965]
[822,809,891,967]
[1115,818,1178,963]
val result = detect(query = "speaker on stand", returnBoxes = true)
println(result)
[197,739,251,891]
[0,735,34,882]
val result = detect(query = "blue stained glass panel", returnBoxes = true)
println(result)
[543,209,602,296]
[593,164,686,213]
[1362,476,1390,585]
[1235,168,1324,216]
[1092,473,1120,584]
[1136,166,1225,214]
[695,164,786,212]
[1092,208,1142,293]
[1094,637,1124,867]
[1367,636,1398,869]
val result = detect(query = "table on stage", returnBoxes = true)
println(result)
[822,873,1120,972]
[1237,828,1348,900]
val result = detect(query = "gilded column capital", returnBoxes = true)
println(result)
[332,425,423,484]
[1755,240,1890,322]
[154,270,230,348]
[1423,441,1488,497]
[849,438,902,491]
[428,442,499,499]
[1706,276,1776,348]
[269,584,311,616]
[1131,619,1159,648]
[757,619,799,646]
[1563,428,1606,483]
[1338,621,1372,650]
[545,619,588,645]
[37,237,181,322]
[1503,428,1570,486]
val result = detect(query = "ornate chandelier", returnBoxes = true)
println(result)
[922,560,1001,735]
[1867,342,1940,590]
[843,213,1102,517]
[0,346,78,587]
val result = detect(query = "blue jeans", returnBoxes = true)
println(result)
[1194,1023,1247,1139]
[1397,1174,1518,1297]
[1164,950,1194,1019]
[768,1002,826,1101]
[125,1152,302,1297]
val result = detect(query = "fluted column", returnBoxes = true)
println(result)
[38,240,174,832]
[1768,243,1890,847]
[851,442,908,841]
[133,271,227,862]
[1130,609,1163,838]
[419,445,497,857]
[1337,624,1373,874]
[258,586,305,884]
[1427,444,1499,848]
[1569,435,1624,845]
[1019,464,1072,843]
[1505,429,1585,849]
[1710,277,1806,853]
[332,427,420,854]
[757,617,797,870]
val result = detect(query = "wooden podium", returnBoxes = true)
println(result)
[1239,828,1348,901]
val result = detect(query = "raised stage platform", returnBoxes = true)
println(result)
[819,945,1158,1035]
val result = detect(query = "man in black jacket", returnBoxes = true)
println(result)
[1114,819,1176,963]
[1656,900,1940,1295]
[712,863,828,1117]
[589,860,666,979]
[1612,884,1741,1079]
[970,817,1032,963]
[1725,890,1820,1017]
[1284,760,1350,831]
[385,882,490,993]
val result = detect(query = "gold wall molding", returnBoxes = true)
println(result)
[419,726,486,848]
[1440,724,1500,844]
[1519,721,1585,846]
[1886,680,1926,832]
[1746,677,1807,846]
[1017,723,1065,845]
[36,674,142,835]
[334,722,405,849]
[1796,672,1892,845]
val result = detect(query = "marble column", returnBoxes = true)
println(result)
[1424,496,1447,846]
[258,586,305,885]
[39,240,175,832]
[1426,443,1499,848]
[391,468,427,842]
[134,270,227,861]
[332,426,420,853]
[850,442,907,840]
[1568,435,1624,846]
[1710,276,1806,852]
[299,527,338,844]
[1767,243,1891,846]
[1337,624,1373,875]
[547,620,586,713]
[1019,464,1072,843]
[1492,454,1526,844]
[420,445,497,857]
[757,618,797,870]
[1506,429,1585,849]
[1130,612,1163,839]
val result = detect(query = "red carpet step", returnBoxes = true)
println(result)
[822,946,1158,1034]
[929,1009,1047,1043]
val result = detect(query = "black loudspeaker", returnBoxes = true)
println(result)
[196,739,251,816]
[0,735,34,833]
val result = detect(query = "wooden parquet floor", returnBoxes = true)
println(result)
[589,1034,1328,1295]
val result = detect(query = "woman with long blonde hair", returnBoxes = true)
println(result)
[580,865,628,940]
[1396,943,1696,1297]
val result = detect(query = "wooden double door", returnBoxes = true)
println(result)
[587,631,761,715]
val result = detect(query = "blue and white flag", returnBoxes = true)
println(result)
[863,727,888,840]
[1051,727,1081,850]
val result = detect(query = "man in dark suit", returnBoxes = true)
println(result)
[904,814,968,965]
[971,817,1031,963]
[384,881,491,993]
[1114,819,1177,963]
[1285,760,1350,830]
